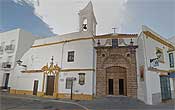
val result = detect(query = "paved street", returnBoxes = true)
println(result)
[0,92,174,110]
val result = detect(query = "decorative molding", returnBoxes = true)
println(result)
[32,34,138,48]
[159,73,168,76]
[167,48,175,52]
[21,70,42,73]
[169,69,175,73]
[148,67,169,73]
[21,68,95,73]
[61,68,95,72]
[32,37,92,48]
[94,34,138,39]
[95,45,138,49]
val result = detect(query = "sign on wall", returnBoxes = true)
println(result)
[168,73,175,78]
[150,58,159,68]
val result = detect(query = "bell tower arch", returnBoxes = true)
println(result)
[79,1,97,35]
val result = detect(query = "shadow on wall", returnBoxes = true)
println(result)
[0,0,56,37]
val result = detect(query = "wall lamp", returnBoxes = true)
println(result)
[16,60,27,67]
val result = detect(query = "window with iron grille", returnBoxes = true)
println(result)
[78,73,85,85]
[169,53,174,68]
[65,78,72,89]
[112,39,118,48]
[67,51,74,62]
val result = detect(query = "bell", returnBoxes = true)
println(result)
[83,24,87,30]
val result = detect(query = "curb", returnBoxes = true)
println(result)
[0,93,90,110]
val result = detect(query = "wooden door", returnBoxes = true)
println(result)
[33,80,39,95]
[119,79,124,95]
[108,79,114,95]
[46,76,55,96]
[4,73,10,89]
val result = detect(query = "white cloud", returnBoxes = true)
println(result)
[14,0,130,35]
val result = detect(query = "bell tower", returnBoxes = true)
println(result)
[79,1,97,35]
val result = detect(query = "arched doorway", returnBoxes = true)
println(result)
[46,75,55,96]
[106,66,127,96]
[41,57,60,97]
[96,47,137,98]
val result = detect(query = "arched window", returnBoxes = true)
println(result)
[82,18,88,31]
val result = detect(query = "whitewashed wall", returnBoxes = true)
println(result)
[0,29,36,88]
[136,33,147,103]
[11,31,95,95]
[59,71,93,95]
[137,25,175,105]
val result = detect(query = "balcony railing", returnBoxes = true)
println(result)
[5,44,15,53]
[1,62,12,69]
[0,46,3,54]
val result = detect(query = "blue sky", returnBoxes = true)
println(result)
[0,0,56,37]
[0,0,174,38]
[123,0,175,38]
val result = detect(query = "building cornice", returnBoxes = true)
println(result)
[143,31,175,49]
[94,34,138,39]
[32,37,92,48]
[148,67,169,73]
[148,67,175,73]
[32,34,138,48]
[94,45,138,49]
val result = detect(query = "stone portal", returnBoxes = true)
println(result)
[96,47,137,97]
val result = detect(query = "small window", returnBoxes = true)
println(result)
[66,78,72,89]
[78,73,85,85]
[112,39,118,48]
[169,53,174,68]
[67,51,74,62]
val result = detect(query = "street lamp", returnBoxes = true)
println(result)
[128,39,136,54]
[16,60,27,68]
[16,59,23,66]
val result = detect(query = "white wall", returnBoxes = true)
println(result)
[137,25,175,104]
[0,29,20,68]
[0,29,37,88]
[136,33,147,103]
[0,29,20,87]
[59,71,93,95]
[11,31,95,95]
[15,29,38,66]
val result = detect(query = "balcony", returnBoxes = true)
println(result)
[0,46,3,55]
[5,44,15,53]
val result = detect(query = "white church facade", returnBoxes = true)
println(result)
[9,2,97,100]
[1,2,174,105]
